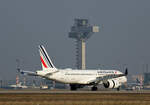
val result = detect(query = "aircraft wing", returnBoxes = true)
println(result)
[89,68,128,85]
[18,69,38,76]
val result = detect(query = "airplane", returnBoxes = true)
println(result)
[18,45,128,91]
[10,82,28,89]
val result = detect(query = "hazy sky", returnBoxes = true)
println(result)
[0,0,150,80]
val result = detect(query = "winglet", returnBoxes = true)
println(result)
[17,68,25,75]
[17,68,21,72]
[125,68,128,76]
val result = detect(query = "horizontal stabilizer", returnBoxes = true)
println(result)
[18,68,38,76]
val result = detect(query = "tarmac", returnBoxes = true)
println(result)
[0,89,150,94]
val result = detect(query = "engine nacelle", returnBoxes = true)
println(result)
[103,79,121,89]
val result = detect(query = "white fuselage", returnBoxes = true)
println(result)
[20,45,128,90]
[37,69,127,85]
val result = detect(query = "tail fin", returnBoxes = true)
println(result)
[39,45,55,70]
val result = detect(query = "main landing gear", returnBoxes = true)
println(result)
[70,84,77,91]
[117,87,120,91]
[91,86,98,91]
[70,84,98,91]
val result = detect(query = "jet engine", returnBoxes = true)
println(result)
[103,79,121,89]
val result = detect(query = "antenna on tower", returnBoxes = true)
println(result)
[16,59,21,86]
[16,59,21,71]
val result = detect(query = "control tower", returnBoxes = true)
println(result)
[69,19,99,70]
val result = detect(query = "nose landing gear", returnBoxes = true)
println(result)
[91,86,98,91]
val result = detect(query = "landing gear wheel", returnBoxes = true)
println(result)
[70,84,77,91]
[91,87,98,91]
[117,87,120,91]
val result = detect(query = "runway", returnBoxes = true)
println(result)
[0,90,150,105]
[0,89,150,105]
[1,89,150,93]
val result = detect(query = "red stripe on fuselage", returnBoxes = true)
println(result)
[40,56,48,68]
